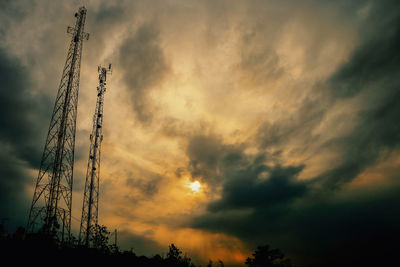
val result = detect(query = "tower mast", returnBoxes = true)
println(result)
[27,6,89,240]
[79,64,112,247]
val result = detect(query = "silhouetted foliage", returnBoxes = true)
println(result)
[245,245,292,267]
[0,223,292,267]
[0,224,197,266]
[205,259,224,267]
[168,243,183,260]
[91,224,110,252]
[165,243,195,267]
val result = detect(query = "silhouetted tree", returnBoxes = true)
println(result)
[165,243,195,267]
[63,234,78,248]
[245,245,292,267]
[109,243,120,254]
[152,254,163,261]
[167,243,183,260]
[1,224,205,267]
[91,224,110,252]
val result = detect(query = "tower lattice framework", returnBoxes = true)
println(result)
[27,6,89,240]
[79,65,112,247]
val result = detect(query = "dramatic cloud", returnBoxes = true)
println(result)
[186,1,400,266]
[187,135,247,186]
[0,0,399,266]
[125,175,160,200]
[119,22,169,123]
[0,47,50,228]
[315,0,400,189]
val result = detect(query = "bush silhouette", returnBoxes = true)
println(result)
[1,222,293,267]
[245,245,292,267]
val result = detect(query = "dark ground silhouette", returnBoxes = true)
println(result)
[0,223,293,267]
[245,245,292,267]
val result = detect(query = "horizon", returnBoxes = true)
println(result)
[0,0,399,266]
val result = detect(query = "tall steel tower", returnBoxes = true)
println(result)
[79,64,112,247]
[27,7,89,240]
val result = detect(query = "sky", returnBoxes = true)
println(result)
[0,0,400,266]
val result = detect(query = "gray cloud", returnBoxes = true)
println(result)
[119,22,169,124]
[0,0,26,38]
[0,49,51,167]
[1,1,400,266]
[187,134,400,266]
[93,3,124,24]
[187,135,247,186]
[314,0,400,189]
[193,187,400,267]
[238,27,284,85]
[256,95,327,151]
[0,47,51,230]
[0,148,31,230]
[187,1,400,266]
[208,164,306,212]
[250,0,400,190]
[125,176,160,200]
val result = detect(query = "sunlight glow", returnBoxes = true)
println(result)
[188,180,202,192]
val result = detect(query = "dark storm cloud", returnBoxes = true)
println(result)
[331,1,400,98]
[253,0,400,190]
[188,134,400,267]
[186,134,308,207]
[0,50,51,168]
[0,47,51,229]
[188,1,400,266]
[119,22,169,124]
[187,135,247,186]
[193,187,400,267]
[208,164,306,212]
[315,0,400,189]
[0,149,31,229]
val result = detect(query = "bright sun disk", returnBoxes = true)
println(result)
[188,180,202,192]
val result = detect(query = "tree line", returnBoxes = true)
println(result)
[0,222,292,267]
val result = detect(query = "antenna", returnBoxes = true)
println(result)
[79,64,112,247]
[27,6,89,241]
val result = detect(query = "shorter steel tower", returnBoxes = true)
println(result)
[79,64,112,247]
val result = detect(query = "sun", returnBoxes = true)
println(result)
[188,180,202,192]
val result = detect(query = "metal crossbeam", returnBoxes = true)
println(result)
[27,6,89,241]
[79,64,112,247]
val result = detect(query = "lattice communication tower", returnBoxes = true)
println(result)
[79,64,112,247]
[27,6,89,241]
